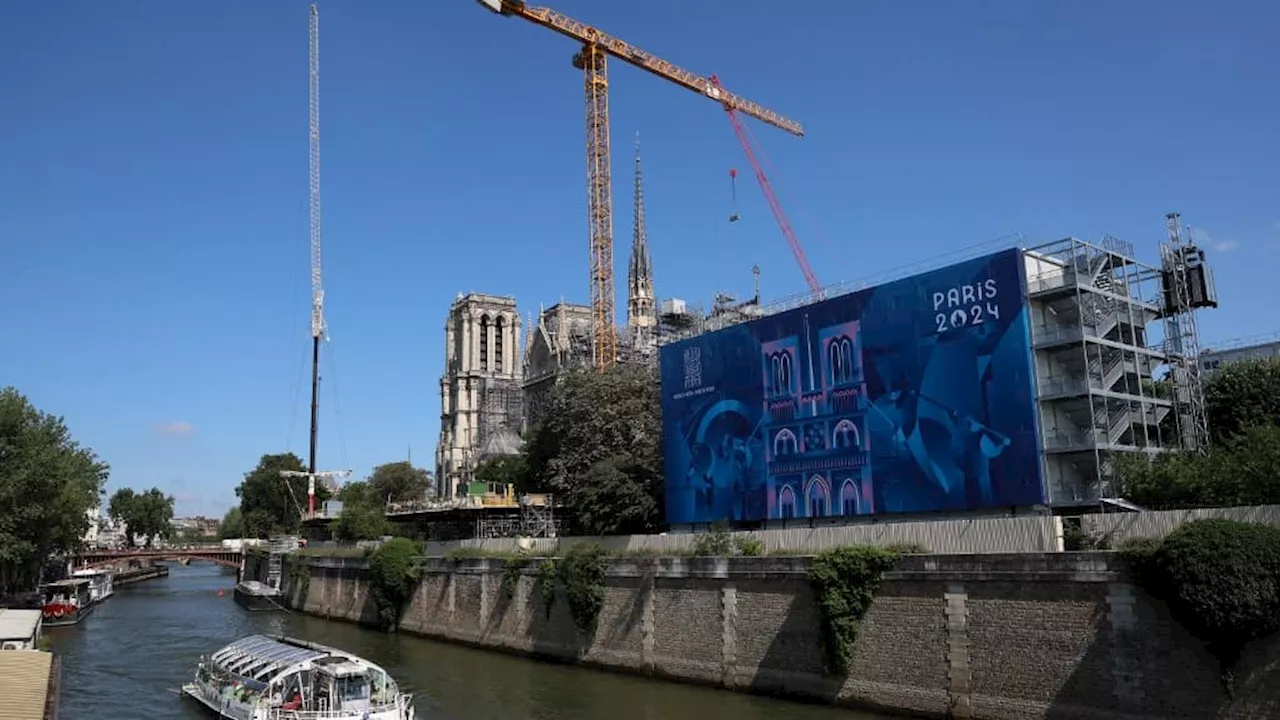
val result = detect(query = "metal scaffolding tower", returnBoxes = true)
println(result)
[1159,212,1214,452]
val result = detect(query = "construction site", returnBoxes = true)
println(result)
[424,0,1226,535]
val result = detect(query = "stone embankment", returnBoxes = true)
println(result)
[261,552,1278,720]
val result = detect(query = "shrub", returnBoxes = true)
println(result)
[1134,520,1280,682]
[536,560,558,618]
[367,537,421,631]
[501,556,529,598]
[733,536,765,556]
[809,545,899,675]
[557,543,610,633]
[690,522,733,556]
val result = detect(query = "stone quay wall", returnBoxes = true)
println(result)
[274,552,1278,720]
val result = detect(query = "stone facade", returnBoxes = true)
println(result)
[436,293,523,498]
[277,552,1278,719]
[522,302,593,429]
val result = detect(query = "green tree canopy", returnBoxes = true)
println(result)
[523,364,663,535]
[334,503,391,543]
[367,461,432,504]
[0,387,109,595]
[107,487,175,547]
[235,453,330,537]
[218,506,244,539]
[337,480,374,506]
[474,455,528,492]
[1205,357,1280,446]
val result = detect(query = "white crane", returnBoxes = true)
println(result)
[284,3,350,517]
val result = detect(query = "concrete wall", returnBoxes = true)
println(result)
[280,552,1278,720]
[420,504,1280,558]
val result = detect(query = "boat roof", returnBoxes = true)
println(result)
[43,579,90,588]
[0,651,53,720]
[210,635,332,684]
[0,609,42,641]
[71,569,107,576]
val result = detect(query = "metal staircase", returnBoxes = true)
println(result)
[1087,353,1125,392]
[266,553,282,591]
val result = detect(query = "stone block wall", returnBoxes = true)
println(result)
[281,552,1278,720]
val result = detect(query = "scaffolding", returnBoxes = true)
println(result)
[1158,212,1217,452]
[1024,233,1185,505]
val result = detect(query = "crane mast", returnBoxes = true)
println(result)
[474,0,807,369]
[306,3,324,513]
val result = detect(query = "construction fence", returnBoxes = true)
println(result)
[421,504,1280,557]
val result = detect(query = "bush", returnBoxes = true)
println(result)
[367,537,421,631]
[690,523,733,556]
[536,560,558,618]
[1134,520,1280,682]
[557,543,610,633]
[809,546,899,675]
[733,536,765,556]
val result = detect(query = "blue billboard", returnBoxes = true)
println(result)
[659,247,1044,525]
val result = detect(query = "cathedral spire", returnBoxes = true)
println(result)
[627,132,656,339]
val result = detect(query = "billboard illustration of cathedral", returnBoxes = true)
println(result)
[659,248,1044,525]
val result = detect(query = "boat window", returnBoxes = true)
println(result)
[369,668,396,703]
[336,674,370,703]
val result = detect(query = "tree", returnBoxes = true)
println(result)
[523,365,663,534]
[235,453,330,537]
[337,480,374,507]
[1205,357,1280,446]
[218,506,244,540]
[474,456,528,492]
[0,387,109,595]
[367,461,432,505]
[334,503,391,543]
[108,487,175,547]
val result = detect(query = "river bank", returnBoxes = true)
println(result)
[260,550,1279,720]
[49,562,881,719]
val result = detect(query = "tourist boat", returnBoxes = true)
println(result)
[71,568,115,604]
[38,578,95,627]
[232,581,283,612]
[182,634,415,720]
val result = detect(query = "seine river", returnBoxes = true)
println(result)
[47,563,891,720]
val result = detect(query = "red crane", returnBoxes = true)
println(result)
[713,75,822,297]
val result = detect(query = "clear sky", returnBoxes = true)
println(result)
[1,1,1276,518]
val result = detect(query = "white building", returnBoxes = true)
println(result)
[436,292,524,499]
[1200,334,1280,374]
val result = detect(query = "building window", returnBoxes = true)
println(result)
[495,316,505,372]
[479,315,490,370]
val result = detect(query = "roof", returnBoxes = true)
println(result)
[0,651,53,720]
[210,635,327,684]
[0,609,42,641]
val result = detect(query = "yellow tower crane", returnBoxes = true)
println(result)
[474,0,805,370]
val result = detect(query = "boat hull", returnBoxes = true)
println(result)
[42,602,93,627]
[182,682,415,720]
[233,585,282,612]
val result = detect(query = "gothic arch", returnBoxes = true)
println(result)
[840,479,861,516]
[833,419,861,449]
[805,475,831,518]
[773,428,798,457]
[777,485,797,520]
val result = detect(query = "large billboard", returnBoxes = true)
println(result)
[659,248,1043,525]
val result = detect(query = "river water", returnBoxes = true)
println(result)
[47,563,892,720]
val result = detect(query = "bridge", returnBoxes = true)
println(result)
[74,547,243,570]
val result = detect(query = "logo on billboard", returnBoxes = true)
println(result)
[933,278,1001,333]
[683,347,703,390]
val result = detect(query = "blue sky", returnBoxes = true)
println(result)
[1,1,1276,518]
